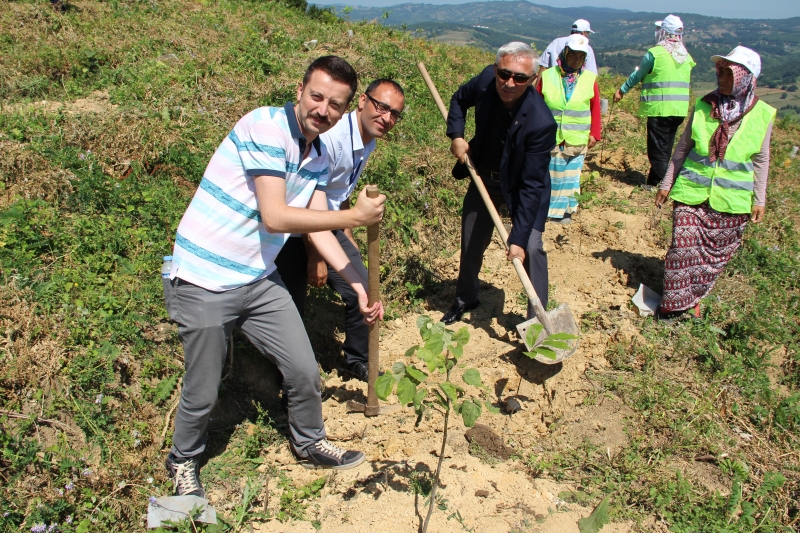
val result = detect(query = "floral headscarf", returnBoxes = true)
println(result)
[655,28,690,65]
[557,46,585,99]
[701,59,758,162]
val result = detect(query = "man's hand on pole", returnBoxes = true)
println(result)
[506,243,525,263]
[357,288,384,325]
[655,189,669,209]
[613,88,624,103]
[588,135,598,150]
[350,186,386,227]
[751,205,765,224]
[450,138,471,164]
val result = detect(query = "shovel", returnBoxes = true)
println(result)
[417,62,579,364]
[347,185,401,415]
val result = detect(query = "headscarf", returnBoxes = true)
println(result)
[700,59,758,162]
[655,28,689,65]
[557,46,585,99]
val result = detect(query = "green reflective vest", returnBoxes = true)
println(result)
[541,67,596,145]
[639,46,695,117]
[670,99,776,214]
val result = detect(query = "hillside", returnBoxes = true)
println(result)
[330,1,800,86]
[1,0,800,532]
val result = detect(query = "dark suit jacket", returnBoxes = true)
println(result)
[446,65,557,248]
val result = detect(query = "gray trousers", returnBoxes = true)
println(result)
[455,181,548,318]
[274,230,369,366]
[164,271,324,458]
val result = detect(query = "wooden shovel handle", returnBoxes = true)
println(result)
[365,184,380,415]
[416,62,554,334]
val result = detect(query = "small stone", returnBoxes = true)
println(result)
[503,397,523,413]
[475,489,490,498]
[347,29,354,38]
[303,40,318,50]
[158,53,179,64]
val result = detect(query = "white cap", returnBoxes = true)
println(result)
[572,19,594,33]
[655,14,683,35]
[711,46,761,79]
[566,34,590,54]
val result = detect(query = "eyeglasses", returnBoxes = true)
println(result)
[366,93,404,121]
[495,67,534,84]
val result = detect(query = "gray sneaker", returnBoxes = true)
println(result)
[165,453,206,498]
[292,440,366,470]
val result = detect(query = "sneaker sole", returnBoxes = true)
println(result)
[298,453,366,471]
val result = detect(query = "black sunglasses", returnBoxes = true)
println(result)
[495,67,534,84]
[366,93,404,121]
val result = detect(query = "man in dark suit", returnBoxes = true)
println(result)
[442,42,557,325]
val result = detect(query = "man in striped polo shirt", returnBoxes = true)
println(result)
[163,56,385,497]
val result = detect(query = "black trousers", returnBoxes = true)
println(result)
[274,230,369,366]
[454,181,548,318]
[646,116,685,186]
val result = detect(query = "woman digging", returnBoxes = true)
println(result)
[537,33,602,225]
[655,46,776,321]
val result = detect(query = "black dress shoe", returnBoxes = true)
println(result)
[441,301,480,325]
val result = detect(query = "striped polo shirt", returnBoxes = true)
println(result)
[170,102,329,291]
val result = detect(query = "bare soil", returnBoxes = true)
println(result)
[209,158,670,532]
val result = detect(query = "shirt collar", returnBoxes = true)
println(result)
[284,102,321,156]
[348,111,365,152]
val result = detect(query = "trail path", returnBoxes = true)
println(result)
[239,158,670,533]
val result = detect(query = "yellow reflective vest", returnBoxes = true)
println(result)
[639,46,695,117]
[670,99,776,214]
[541,67,596,145]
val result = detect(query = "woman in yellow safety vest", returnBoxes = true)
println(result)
[654,46,775,321]
[613,15,695,192]
[536,33,601,225]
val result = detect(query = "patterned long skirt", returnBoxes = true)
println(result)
[548,144,586,219]
[660,202,750,313]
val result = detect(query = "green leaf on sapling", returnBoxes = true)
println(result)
[439,382,458,402]
[375,374,395,400]
[525,323,544,347]
[462,368,482,387]
[404,345,420,358]
[433,389,449,409]
[424,336,444,355]
[416,347,434,363]
[449,344,463,359]
[413,388,427,409]
[548,333,579,341]
[396,377,417,405]
[534,347,558,360]
[542,340,570,350]
[577,496,610,533]
[460,399,482,427]
[484,400,500,414]
[405,365,428,384]
[452,327,470,346]
[391,361,407,381]
[416,315,432,329]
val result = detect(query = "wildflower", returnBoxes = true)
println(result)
[118,481,126,489]
[131,429,140,438]
[47,525,58,532]
[82,468,92,477]
[57,489,64,496]
[30,524,47,533]
[134,439,141,447]
[95,394,103,404]
[64,482,74,491]
[149,496,157,504]
[80,457,86,462]
[64,516,73,525]
[3,512,9,517]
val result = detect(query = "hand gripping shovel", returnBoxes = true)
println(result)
[417,62,579,364]
[347,186,400,414]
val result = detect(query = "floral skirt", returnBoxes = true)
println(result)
[660,202,749,313]
[548,144,585,219]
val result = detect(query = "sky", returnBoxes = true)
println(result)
[326,0,800,19]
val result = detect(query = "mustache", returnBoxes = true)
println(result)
[308,113,330,124]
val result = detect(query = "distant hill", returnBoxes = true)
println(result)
[326,1,800,86]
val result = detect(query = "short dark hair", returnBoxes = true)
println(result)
[303,56,358,102]
[365,78,405,97]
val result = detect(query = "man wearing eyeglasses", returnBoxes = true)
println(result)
[275,79,405,382]
[443,42,557,325]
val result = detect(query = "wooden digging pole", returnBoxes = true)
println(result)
[347,185,399,416]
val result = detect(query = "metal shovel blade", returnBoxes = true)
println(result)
[516,304,580,364]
